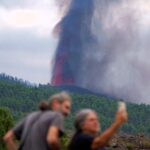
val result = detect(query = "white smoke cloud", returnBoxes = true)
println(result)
[81,0,150,104]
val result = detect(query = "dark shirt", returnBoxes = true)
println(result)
[13,111,64,150]
[69,133,105,150]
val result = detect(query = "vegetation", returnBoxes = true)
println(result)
[0,73,150,136]
[0,107,14,150]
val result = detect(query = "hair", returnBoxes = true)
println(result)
[68,109,96,150]
[39,100,50,111]
[74,109,96,132]
[39,91,71,111]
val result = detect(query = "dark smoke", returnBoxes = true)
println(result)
[52,0,95,85]
[51,0,150,104]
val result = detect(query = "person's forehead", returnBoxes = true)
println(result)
[86,112,97,119]
[64,100,71,105]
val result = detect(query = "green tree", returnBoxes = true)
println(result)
[0,107,14,150]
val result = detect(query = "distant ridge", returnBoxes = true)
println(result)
[0,73,112,99]
[53,85,110,98]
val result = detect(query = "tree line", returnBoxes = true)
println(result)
[0,73,150,147]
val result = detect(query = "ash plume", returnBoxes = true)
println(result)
[51,0,150,104]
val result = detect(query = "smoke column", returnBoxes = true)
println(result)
[51,0,150,104]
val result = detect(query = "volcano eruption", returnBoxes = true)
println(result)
[51,0,150,104]
[51,0,94,85]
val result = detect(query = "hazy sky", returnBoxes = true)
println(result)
[0,0,150,86]
[0,0,60,84]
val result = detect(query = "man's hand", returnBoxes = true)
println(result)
[3,130,17,150]
[47,126,60,150]
[115,110,128,125]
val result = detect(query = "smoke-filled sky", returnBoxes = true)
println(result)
[52,0,150,104]
[89,0,150,103]
[0,0,150,103]
[0,0,60,83]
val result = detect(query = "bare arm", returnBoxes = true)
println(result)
[47,126,60,150]
[92,111,128,150]
[3,130,17,150]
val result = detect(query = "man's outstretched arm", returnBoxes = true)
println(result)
[92,111,128,149]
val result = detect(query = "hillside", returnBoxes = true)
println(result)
[0,73,150,135]
[53,85,107,97]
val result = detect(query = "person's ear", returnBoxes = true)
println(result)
[81,123,85,131]
[52,100,60,110]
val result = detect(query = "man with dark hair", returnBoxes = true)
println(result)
[3,92,72,150]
